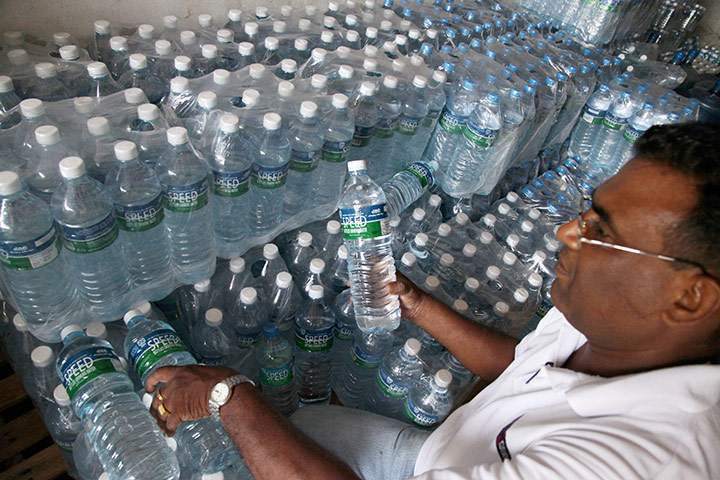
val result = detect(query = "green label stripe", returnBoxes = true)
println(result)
[350,344,384,369]
[622,125,643,144]
[259,361,294,387]
[251,162,289,190]
[377,365,409,398]
[396,115,422,136]
[289,149,320,173]
[0,227,60,270]
[322,140,350,163]
[463,123,497,148]
[602,112,627,131]
[163,179,209,213]
[403,162,434,189]
[374,117,398,139]
[404,394,439,427]
[128,328,190,378]
[295,326,334,352]
[334,324,355,341]
[237,331,261,349]
[339,204,390,240]
[212,168,250,197]
[582,0,619,12]
[60,346,122,400]
[59,214,119,254]
[114,194,164,232]
[438,109,468,134]
[351,125,374,147]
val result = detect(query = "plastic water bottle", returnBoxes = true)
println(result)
[256,323,299,416]
[0,76,22,129]
[119,54,165,104]
[173,417,241,475]
[334,329,394,408]
[0,172,79,342]
[364,338,424,419]
[339,160,401,333]
[439,350,472,395]
[414,70,447,159]
[156,127,216,284]
[349,82,380,161]
[27,125,74,201]
[323,244,350,297]
[207,114,253,259]
[300,258,329,300]
[28,345,59,410]
[285,232,316,280]
[105,141,175,301]
[248,113,290,235]
[392,75,430,173]
[46,385,82,479]
[295,285,335,406]
[366,75,401,181]
[330,288,356,383]
[381,161,437,219]
[404,369,453,427]
[284,101,323,218]
[31,62,73,101]
[607,101,656,175]
[254,243,290,299]
[317,220,344,259]
[80,117,118,183]
[315,94,354,207]
[268,271,303,344]
[190,308,237,366]
[5,314,41,374]
[85,62,123,97]
[108,36,130,79]
[57,325,181,480]
[232,287,268,351]
[51,157,132,320]
[591,90,634,174]
[73,428,104,480]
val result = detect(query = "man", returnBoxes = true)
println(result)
[148,123,720,479]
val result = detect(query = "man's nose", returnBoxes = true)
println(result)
[556,217,581,250]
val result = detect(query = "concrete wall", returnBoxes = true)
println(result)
[696,0,720,47]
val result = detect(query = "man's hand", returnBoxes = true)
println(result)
[146,364,238,435]
[388,272,432,322]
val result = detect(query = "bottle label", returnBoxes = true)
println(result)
[259,360,294,387]
[334,324,355,341]
[114,194,164,232]
[197,355,225,366]
[321,140,350,163]
[128,328,190,378]
[0,227,60,271]
[622,125,644,144]
[56,439,73,453]
[350,343,384,369]
[422,109,441,128]
[581,105,605,125]
[212,169,251,197]
[396,115,423,136]
[404,393,439,427]
[351,125,375,147]
[404,162,434,189]
[463,123,497,148]
[582,0,619,12]
[163,179,210,213]
[295,325,334,352]
[60,346,124,400]
[236,331,262,349]
[535,299,553,320]
[59,214,119,254]
[373,117,397,139]
[251,163,289,190]
[339,203,390,240]
[377,364,410,398]
[438,108,468,134]
[602,112,628,131]
[289,149,320,173]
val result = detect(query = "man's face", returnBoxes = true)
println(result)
[551,158,698,350]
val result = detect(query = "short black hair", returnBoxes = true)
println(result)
[634,123,720,276]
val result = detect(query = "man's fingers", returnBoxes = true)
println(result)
[145,365,180,393]
[387,280,408,296]
[165,413,182,436]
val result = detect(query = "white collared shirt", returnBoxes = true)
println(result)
[412,308,720,479]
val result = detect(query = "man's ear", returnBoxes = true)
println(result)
[664,275,720,326]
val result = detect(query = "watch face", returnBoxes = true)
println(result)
[211,382,231,404]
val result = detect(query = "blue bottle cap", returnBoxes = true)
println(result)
[484,22,493,30]
[494,19,503,27]
[420,42,433,54]
[487,92,500,104]
[462,78,476,91]
[523,186,536,197]
[402,7,413,17]
[502,69,512,79]
[598,83,609,92]
[486,36,496,44]
[580,64,591,74]
[567,65,577,76]
[509,63,519,72]
[461,27,470,36]
[532,178,545,189]
[545,77,556,87]
[689,99,699,108]
[263,323,279,339]
[587,60,598,69]
[668,112,680,121]
[510,88,522,98]
[454,16,463,25]
[643,101,654,110]
[443,61,455,72]
[444,4,454,12]
[440,45,452,53]
[445,28,456,38]
[557,165,569,176]
[486,50,497,59]
[471,38,482,48]
[457,43,468,53]
[528,77,540,87]
[423,17,434,28]
[526,61,536,71]
[557,72,567,82]
[486,73,498,84]
[463,58,474,69]
[524,84,536,95]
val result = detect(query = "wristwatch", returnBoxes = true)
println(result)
[208,374,255,419]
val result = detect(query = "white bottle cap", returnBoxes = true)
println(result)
[94,20,111,34]
[166,437,178,452]
[180,30,196,46]
[114,141,138,161]
[531,250,547,264]
[506,234,519,249]
[440,253,454,267]
[201,472,224,480]
[256,6,268,17]
[87,61,109,78]
[345,14,358,27]
[0,171,22,196]
[281,58,297,74]
[363,58,378,72]
[241,287,258,305]
[281,5,293,16]
[7,49,29,66]
[411,74,428,89]
[87,117,110,136]
[163,15,178,29]
[265,37,279,51]
[263,113,281,131]
[311,48,327,62]
[273,21,287,33]
[437,223,451,237]
[227,258,245,274]
[399,19,411,30]
[124,87,145,104]
[198,91,218,110]
[323,16,337,29]
[138,103,160,121]
[338,245,348,260]
[138,24,155,39]
[427,194,441,208]
[60,324,82,340]
[295,38,309,51]
[337,65,353,80]
[166,126,189,146]
[219,113,240,133]
[465,277,480,291]
[346,30,360,43]
[364,45,379,59]
[394,34,407,46]
[99,473,110,480]
[478,231,493,245]
[521,220,534,233]
[110,36,127,51]
[454,212,469,226]
[199,14,213,27]
[123,308,144,324]
[249,63,265,79]
[278,81,294,97]
[359,81,375,96]
[31,345,54,368]
[298,19,312,32]
[202,44,218,59]
[528,272,543,288]
[505,191,519,204]
[462,243,477,257]
[142,392,153,409]
[366,26,378,38]
[242,89,260,106]
[153,39,172,56]
[53,385,71,406]
[401,252,417,267]
[497,203,511,215]
[347,159,366,172]
[205,308,223,326]
[13,313,29,331]
[54,32,72,45]
[276,271,293,288]
[383,75,398,89]
[35,125,61,145]
[425,276,440,290]
[308,285,324,300]
[194,279,211,292]
[132,300,152,316]
[514,288,529,303]
[435,369,452,388]
[453,299,468,313]
[546,238,560,253]
[213,69,230,85]
[326,220,341,235]
[432,70,447,83]
[85,322,107,339]
[34,62,57,79]
[300,101,317,118]
[298,232,313,247]
[332,93,349,109]
[59,45,80,60]
[263,243,279,259]
[238,42,254,56]
[404,338,421,356]
[174,56,192,71]
[309,258,325,274]
[414,233,428,247]
[228,8,242,21]
[481,213,496,228]
[379,20,392,32]
[389,217,401,228]
[502,252,517,266]
[486,265,500,280]
[321,31,334,44]
[245,22,259,35]
[411,208,426,222]
[72,97,94,116]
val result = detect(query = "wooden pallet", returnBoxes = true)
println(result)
[0,348,73,480]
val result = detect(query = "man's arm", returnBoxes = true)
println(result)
[146,365,359,480]
[389,275,519,382]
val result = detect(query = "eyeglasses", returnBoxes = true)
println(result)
[577,195,712,276]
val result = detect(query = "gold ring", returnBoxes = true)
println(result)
[156,391,165,403]
[158,403,171,417]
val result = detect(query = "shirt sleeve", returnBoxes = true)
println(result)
[513,307,563,359]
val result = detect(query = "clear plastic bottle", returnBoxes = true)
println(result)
[173,417,242,475]
[392,75,430,174]
[108,36,130,79]
[249,113,290,235]
[28,345,59,410]
[286,232,316,280]
[57,325,181,480]
[330,288,356,384]
[295,285,335,406]
[84,62,122,98]
[5,314,41,374]
[92,20,113,63]
[323,244,350,298]
[607,101,656,175]
[315,94,354,207]
[79,117,118,183]
[334,329,394,408]
[191,308,237,366]
[0,172,79,341]
[268,271,303,344]
[381,161,437,219]
[224,9,244,41]
[349,81,380,161]
[568,85,612,164]
[284,101,324,218]
[46,385,82,478]
[27,125,75,201]
[591,91,634,174]
[300,258,328,300]
[318,220,344,259]
[73,428,104,480]
[31,62,73,101]
[339,160,401,333]
[178,278,214,336]
[119,54,166,104]
[366,75,401,181]
[13,99,57,164]
[364,338,424,419]
[440,350,472,395]
[256,322,299,416]
[186,91,222,148]
[156,127,216,284]
[404,369,453,427]
[0,75,22,129]
[51,157,132,320]
[231,287,269,354]
[131,103,170,164]
[105,141,175,301]
[254,243,289,299]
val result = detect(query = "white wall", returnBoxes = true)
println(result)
[696,0,720,46]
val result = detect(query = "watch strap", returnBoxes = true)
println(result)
[208,374,255,419]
